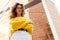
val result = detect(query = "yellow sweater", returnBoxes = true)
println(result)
[10,17,33,36]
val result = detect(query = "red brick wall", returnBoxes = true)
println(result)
[28,0,54,40]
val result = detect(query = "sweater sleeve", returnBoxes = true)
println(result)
[24,22,33,35]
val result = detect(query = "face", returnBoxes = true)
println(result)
[16,5,23,16]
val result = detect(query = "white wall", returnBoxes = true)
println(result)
[42,0,60,40]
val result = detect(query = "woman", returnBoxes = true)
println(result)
[10,3,33,40]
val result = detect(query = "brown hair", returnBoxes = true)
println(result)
[10,3,24,18]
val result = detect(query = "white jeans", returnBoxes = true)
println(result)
[10,30,32,40]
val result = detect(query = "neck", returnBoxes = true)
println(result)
[17,14,21,17]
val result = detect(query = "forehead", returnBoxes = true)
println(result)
[17,5,22,7]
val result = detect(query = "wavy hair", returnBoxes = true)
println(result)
[10,3,24,18]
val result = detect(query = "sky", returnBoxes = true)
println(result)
[51,0,60,15]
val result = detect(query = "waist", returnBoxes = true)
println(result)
[18,28,27,32]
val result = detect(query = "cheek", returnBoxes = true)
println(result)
[16,9,19,13]
[16,9,22,12]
